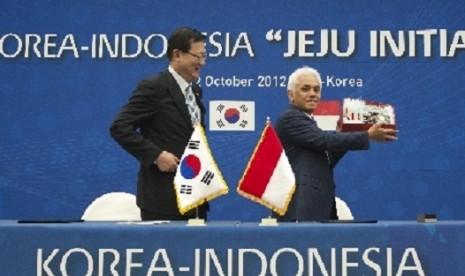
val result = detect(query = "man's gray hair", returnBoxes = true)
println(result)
[287,66,322,92]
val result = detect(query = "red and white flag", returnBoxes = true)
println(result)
[313,101,340,130]
[237,122,295,215]
[174,124,229,214]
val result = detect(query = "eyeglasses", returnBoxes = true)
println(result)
[186,51,207,61]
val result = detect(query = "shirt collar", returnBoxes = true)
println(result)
[168,66,190,95]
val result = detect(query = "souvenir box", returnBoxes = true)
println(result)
[339,98,396,132]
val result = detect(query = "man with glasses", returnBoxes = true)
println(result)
[110,27,208,220]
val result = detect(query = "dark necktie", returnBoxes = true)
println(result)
[310,115,331,165]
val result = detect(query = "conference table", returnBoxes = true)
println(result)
[1,220,463,275]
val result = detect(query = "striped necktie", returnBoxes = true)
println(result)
[185,84,200,126]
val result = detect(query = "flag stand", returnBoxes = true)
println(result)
[187,207,206,226]
[259,215,278,226]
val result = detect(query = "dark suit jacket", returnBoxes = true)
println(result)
[109,70,207,217]
[274,104,369,221]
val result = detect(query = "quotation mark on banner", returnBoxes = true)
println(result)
[266,29,282,42]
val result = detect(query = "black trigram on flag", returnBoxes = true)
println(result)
[180,184,193,194]
[188,140,200,150]
[201,171,215,185]
[216,104,225,113]
[216,119,226,128]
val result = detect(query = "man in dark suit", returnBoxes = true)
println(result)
[274,66,397,221]
[110,27,208,220]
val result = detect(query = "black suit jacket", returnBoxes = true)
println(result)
[110,70,207,217]
[274,104,369,221]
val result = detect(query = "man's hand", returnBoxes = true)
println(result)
[368,122,398,142]
[154,151,180,172]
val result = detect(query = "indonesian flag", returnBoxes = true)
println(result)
[237,122,295,215]
[313,101,340,130]
[174,124,229,214]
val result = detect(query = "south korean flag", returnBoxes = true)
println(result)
[209,101,255,131]
[174,124,229,214]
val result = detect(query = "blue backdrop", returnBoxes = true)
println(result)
[1,0,465,221]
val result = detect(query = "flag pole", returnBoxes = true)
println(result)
[259,116,279,226]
